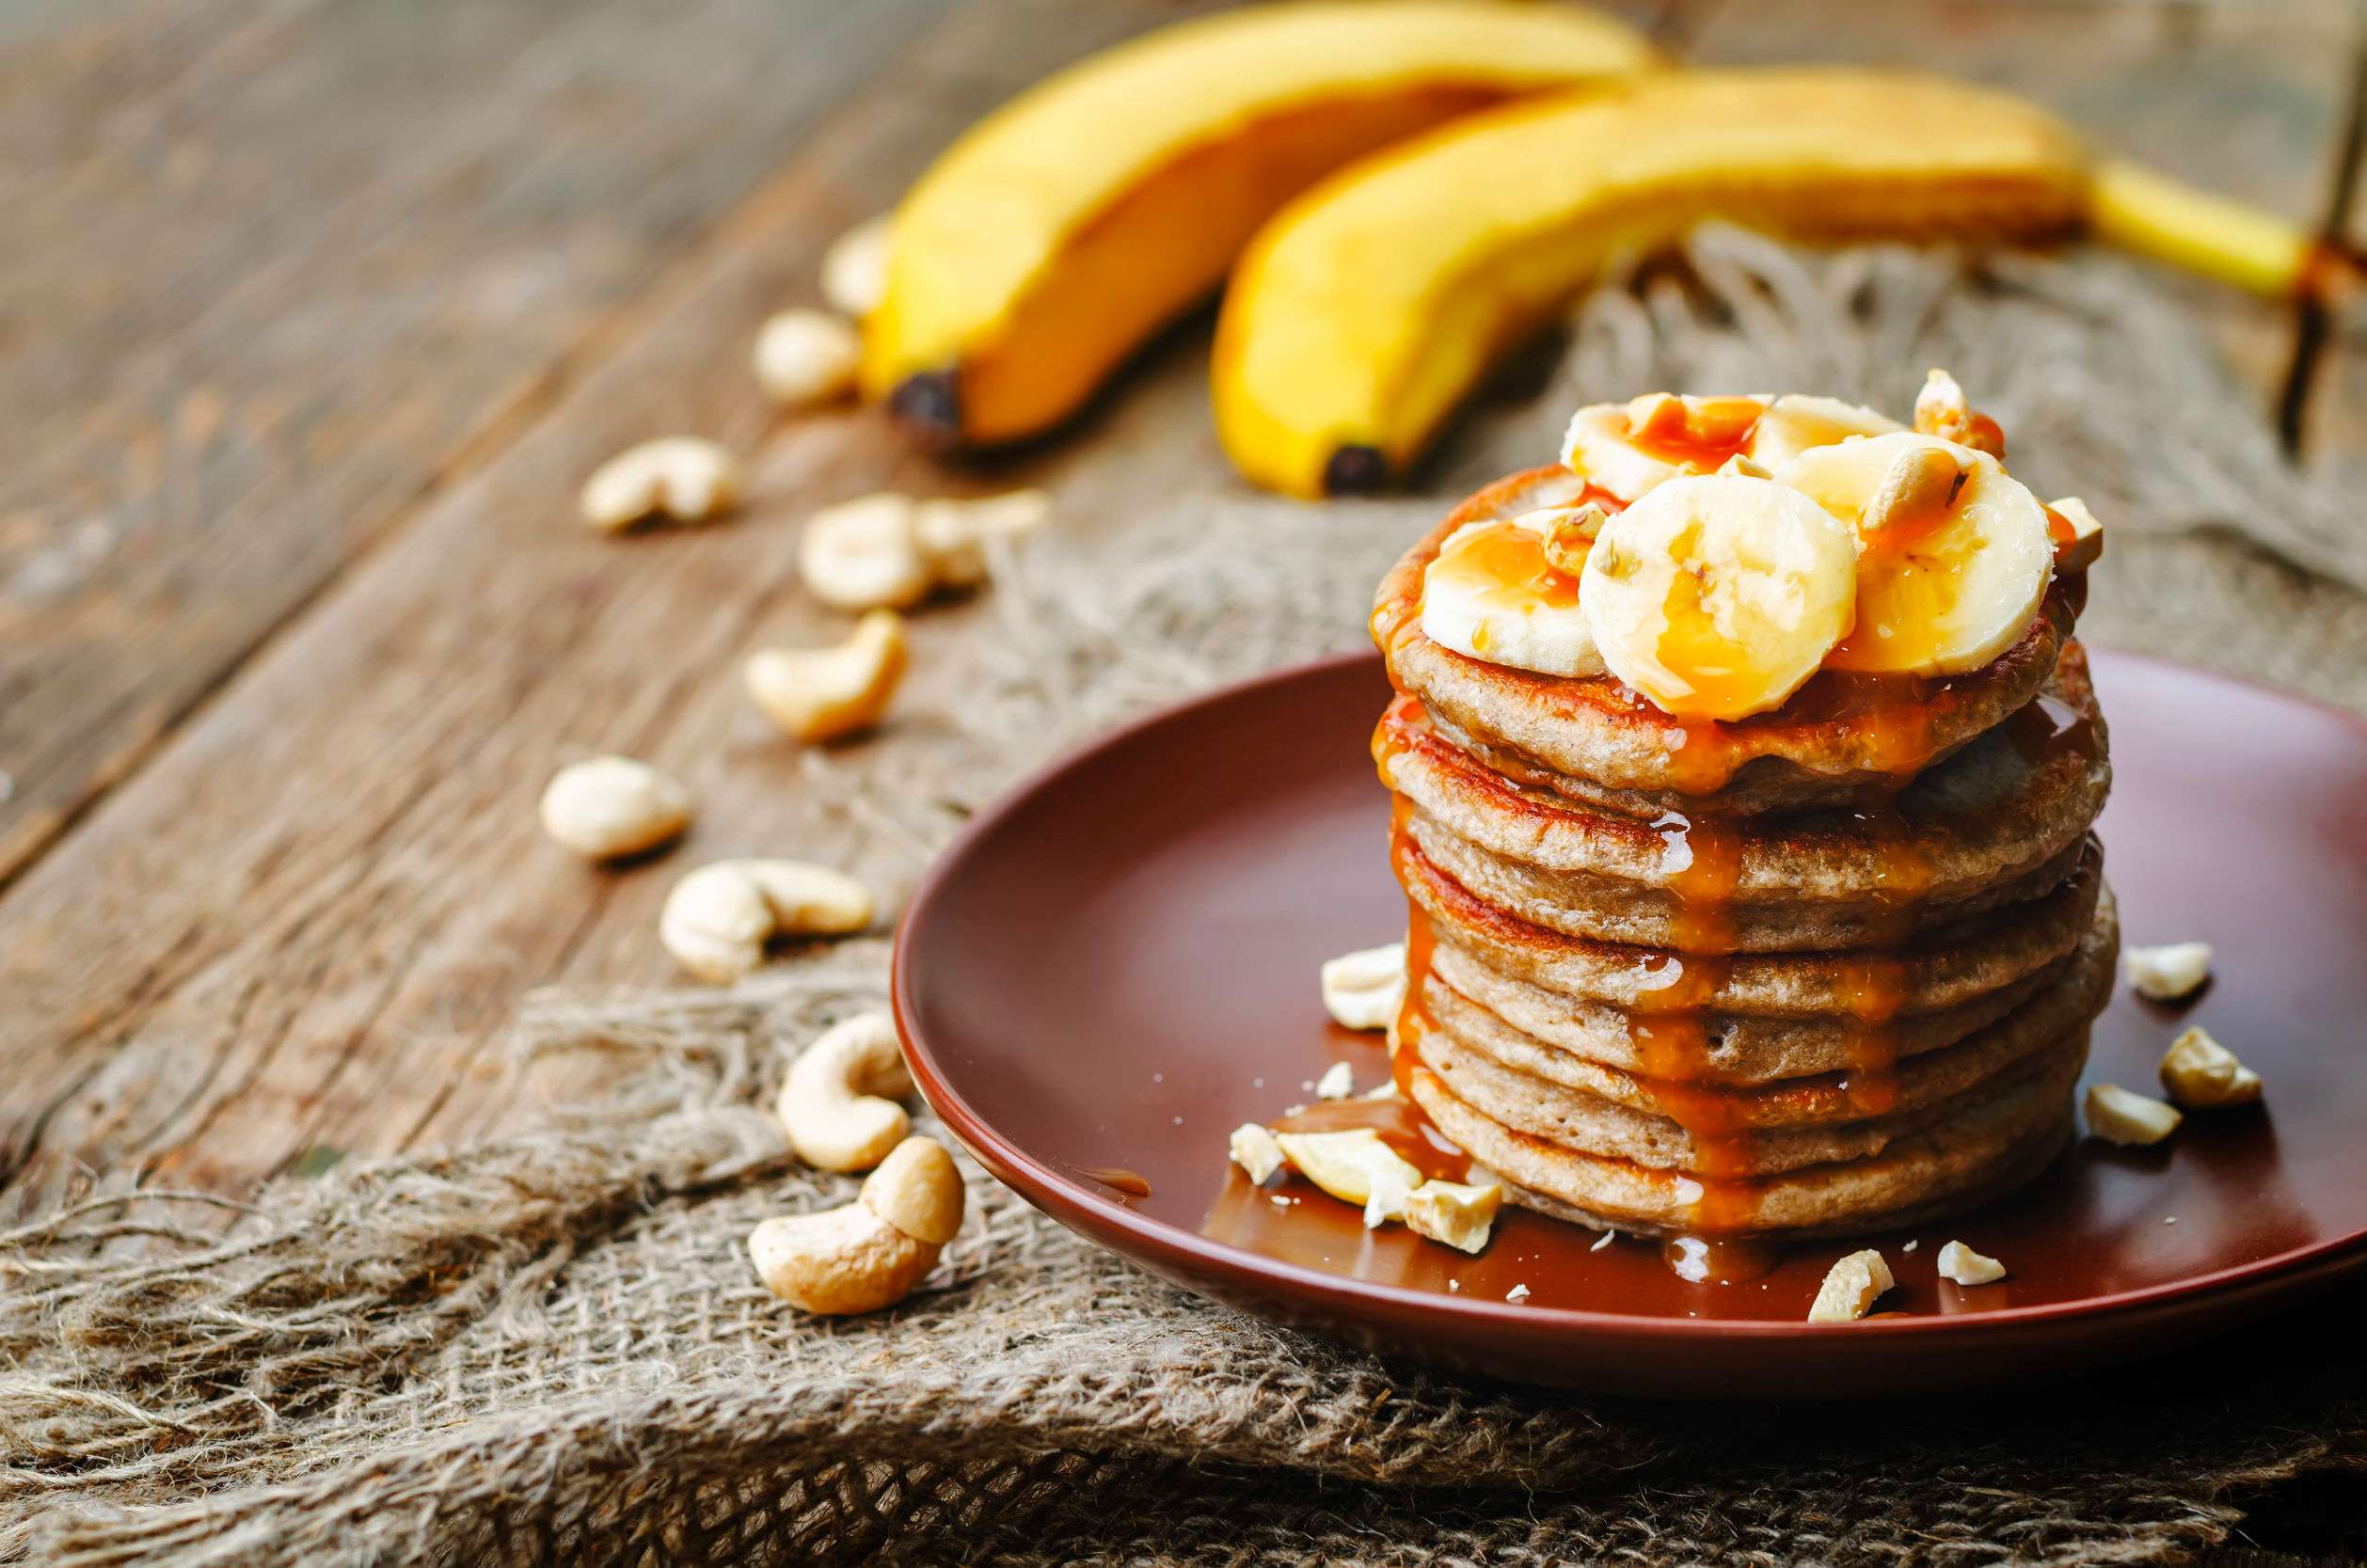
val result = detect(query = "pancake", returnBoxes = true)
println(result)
[1373,466,2083,816]
[1378,645,2108,952]
[1417,893,2116,1126]
[1404,833,2105,1022]
[1426,883,2117,1084]
[1408,1037,2087,1239]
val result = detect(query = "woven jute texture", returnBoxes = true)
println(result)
[8,233,2367,1567]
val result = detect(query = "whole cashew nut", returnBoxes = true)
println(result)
[659,859,874,983]
[777,1011,915,1172]
[580,437,741,531]
[745,609,908,743]
[753,308,861,408]
[538,754,692,860]
[820,216,892,318]
[748,1134,965,1314]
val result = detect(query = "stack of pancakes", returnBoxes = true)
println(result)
[1372,467,2116,1241]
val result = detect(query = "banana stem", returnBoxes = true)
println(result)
[2088,157,2354,303]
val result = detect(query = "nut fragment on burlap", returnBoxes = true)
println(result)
[11,233,2367,1567]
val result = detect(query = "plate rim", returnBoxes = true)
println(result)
[892,645,2367,1348]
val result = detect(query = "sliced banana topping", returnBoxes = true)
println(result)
[1579,474,1859,721]
[1746,393,1901,467]
[1561,393,1768,501]
[1774,431,2053,677]
[1421,507,1609,678]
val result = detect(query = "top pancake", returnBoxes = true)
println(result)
[1373,467,2083,817]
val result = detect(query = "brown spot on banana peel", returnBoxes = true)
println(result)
[886,372,964,451]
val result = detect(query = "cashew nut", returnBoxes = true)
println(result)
[745,610,908,744]
[1273,1128,1422,1227]
[2160,1025,2263,1109]
[799,494,934,610]
[753,308,861,407]
[748,1134,964,1315]
[2085,1082,2183,1146]
[1936,1239,2008,1286]
[2124,940,2212,1001]
[659,859,874,983]
[580,437,740,531]
[1807,1248,1894,1323]
[1229,1122,1284,1184]
[538,754,692,860]
[778,1012,915,1172]
[1402,1179,1502,1255]
[913,489,1051,589]
[1320,942,1406,1031]
[820,215,892,318]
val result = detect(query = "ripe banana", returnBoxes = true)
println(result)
[1774,431,2053,676]
[861,0,1659,450]
[1214,68,2327,498]
[1580,473,1859,721]
[1421,503,1610,676]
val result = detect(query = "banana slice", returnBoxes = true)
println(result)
[1560,393,1766,501]
[1420,504,1608,676]
[1774,432,2053,676]
[1747,394,1900,467]
[1579,474,1858,720]
[1562,392,1896,502]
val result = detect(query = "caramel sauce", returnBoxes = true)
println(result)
[1627,809,1756,1237]
[1426,517,1584,613]
[1073,1165,1153,1198]
[1627,402,1761,472]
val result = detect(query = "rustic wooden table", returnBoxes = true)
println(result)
[4,3,2364,1544]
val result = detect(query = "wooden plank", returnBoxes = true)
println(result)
[0,0,1262,1213]
[0,0,951,888]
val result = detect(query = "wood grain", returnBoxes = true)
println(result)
[0,0,950,886]
[0,0,2355,1238]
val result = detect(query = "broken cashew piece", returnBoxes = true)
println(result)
[2160,1025,2263,1109]
[820,215,892,318]
[1936,1240,2008,1287]
[746,610,909,743]
[1807,1248,1895,1323]
[1229,1123,1285,1184]
[2086,1082,2183,1146]
[1320,942,1406,1032]
[913,490,1052,589]
[1403,1179,1501,1255]
[580,437,741,531]
[538,754,692,860]
[659,859,874,983]
[754,309,861,407]
[2124,941,2213,1002]
[748,1134,965,1315]
[1314,1061,1355,1101]
[778,1012,916,1172]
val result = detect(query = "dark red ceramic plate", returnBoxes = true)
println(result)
[894,649,2367,1396]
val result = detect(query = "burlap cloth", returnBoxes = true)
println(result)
[8,233,2367,1566]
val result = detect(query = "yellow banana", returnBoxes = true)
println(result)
[1212,69,2332,498]
[861,0,1660,450]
